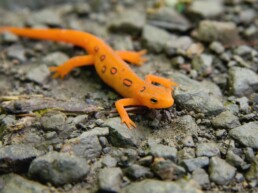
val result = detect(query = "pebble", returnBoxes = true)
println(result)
[209,41,225,54]
[196,142,220,157]
[177,148,196,163]
[235,97,250,113]
[109,9,145,35]
[40,111,66,131]
[211,110,240,130]
[228,67,258,96]
[103,117,143,148]
[29,152,89,186]
[229,122,258,148]
[149,143,177,162]
[192,168,210,189]
[42,51,69,66]
[226,150,247,169]
[98,167,123,193]
[124,164,153,180]
[165,36,193,56]
[194,20,239,44]
[0,144,42,173]
[209,156,236,185]
[142,24,171,53]
[121,179,202,193]
[0,32,19,43]
[0,173,53,193]
[147,7,191,32]
[6,45,26,62]
[62,131,103,160]
[192,54,213,76]
[152,160,186,180]
[188,0,224,18]
[181,157,209,172]
[27,9,62,26]
[181,135,195,147]
[102,155,117,167]
[26,64,51,84]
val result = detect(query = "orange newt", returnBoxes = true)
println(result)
[0,27,177,128]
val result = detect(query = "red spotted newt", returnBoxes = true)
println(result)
[0,27,177,128]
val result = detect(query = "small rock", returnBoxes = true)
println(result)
[103,117,143,148]
[40,111,66,131]
[0,144,42,173]
[188,0,224,18]
[0,173,52,193]
[239,9,256,24]
[211,110,240,130]
[192,168,210,189]
[152,160,186,180]
[236,97,250,113]
[102,155,117,167]
[229,122,258,148]
[112,148,138,167]
[142,24,171,53]
[43,52,69,66]
[209,156,236,185]
[149,143,177,162]
[226,150,247,169]
[228,67,258,96]
[27,9,62,26]
[181,136,195,147]
[196,143,220,157]
[209,41,225,54]
[147,7,191,32]
[124,164,153,180]
[7,45,26,62]
[181,157,209,172]
[29,152,89,186]
[98,167,123,193]
[177,148,196,163]
[0,32,19,43]
[26,65,51,84]
[192,54,213,76]
[194,20,239,44]
[245,159,258,186]
[138,156,153,166]
[166,36,193,56]
[109,9,145,35]
[121,179,202,193]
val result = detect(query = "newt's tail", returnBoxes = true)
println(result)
[0,27,96,48]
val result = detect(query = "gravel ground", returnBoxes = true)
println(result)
[0,0,258,193]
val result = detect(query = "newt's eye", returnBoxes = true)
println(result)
[150,98,158,104]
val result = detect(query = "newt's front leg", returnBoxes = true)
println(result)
[145,74,178,90]
[115,98,141,129]
[116,50,147,66]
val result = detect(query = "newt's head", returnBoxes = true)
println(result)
[136,84,174,109]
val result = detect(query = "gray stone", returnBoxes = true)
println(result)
[239,9,256,24]
[29,152,89,186]
[196,143,220,157]
[189,0,224,18]
[111,148,138,166]
[229,67,258,96]
[142,24,171,53]
[62,133,102,160]
[152,160,186,180]
[0,32,19,43]
[229,122,258,148]
[124,164,153,180]
[43,51,69,67]
[98,167,123,193]
[103,117,143,148]
[102,155,117,167]
[0,173,53,193]
[27,9,62,26]
[192,54,213,76]
[236,97,250,113]
[149,143,177,162]
[192,168,210,189]
[181,136,195,147]
[245,159,258,186]
[7,45,26,62]
[40,111,66,131]
[209,41,225,54]
[212,111,240,130]
[194,20,239,44]
[26,64,51,84]
[109,9,145,34]
[0,144,42,173]
[209,157,236,185]
[226,150,247,169]
[177,148,195,163]
[147,7,191,32]
[166,36,193,56]
[181,157,209,172]
[121,179,202,193]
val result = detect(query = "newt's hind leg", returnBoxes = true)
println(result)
[49,55,94,79]
[116,50,147,66]
[145,74,178,90]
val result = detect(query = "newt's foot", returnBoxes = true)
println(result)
[134,50,148,66]
[49,66,70,79]
[122,117,136,129]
